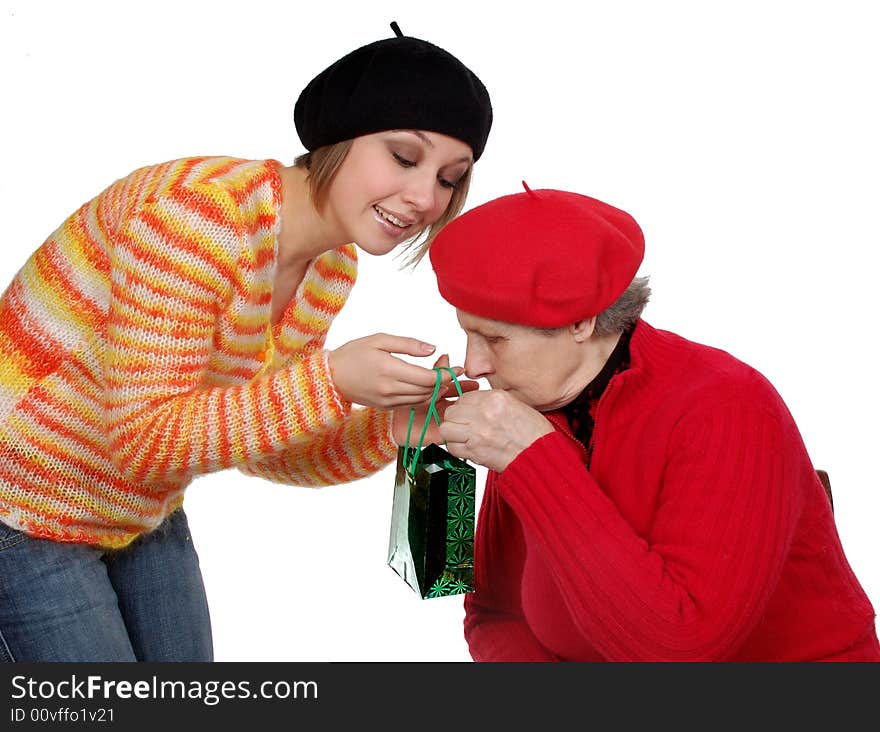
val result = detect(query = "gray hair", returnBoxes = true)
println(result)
[594,276,651,336]
[532,276,651,337]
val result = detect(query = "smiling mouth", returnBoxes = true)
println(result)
[373,205,414,229]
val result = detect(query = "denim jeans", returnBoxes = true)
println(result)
[0,508,213,662]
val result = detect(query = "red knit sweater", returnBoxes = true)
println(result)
[464,321,880,661]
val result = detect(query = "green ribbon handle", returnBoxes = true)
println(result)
[404,366,465,475]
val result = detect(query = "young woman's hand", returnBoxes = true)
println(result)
[391,354,480,446]
[329,334,471,409]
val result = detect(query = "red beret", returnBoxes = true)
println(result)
[429,184,645,328]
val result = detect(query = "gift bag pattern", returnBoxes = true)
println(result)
[387,369,476,599]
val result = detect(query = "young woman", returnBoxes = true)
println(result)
[0,24,491,662]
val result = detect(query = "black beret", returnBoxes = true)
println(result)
[294,24,493,161]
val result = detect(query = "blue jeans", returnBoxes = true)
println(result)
[0,508,213,662]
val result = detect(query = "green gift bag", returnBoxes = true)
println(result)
[387,368,476,599]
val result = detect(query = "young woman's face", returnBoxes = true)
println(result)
[326,130,473,255]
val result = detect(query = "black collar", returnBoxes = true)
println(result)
[560,328,633,452]
[567,328,632,409]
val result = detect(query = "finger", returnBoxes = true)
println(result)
[383,393,444,409]
[439,422,471,444]
[441,400,482,425]
[426,364,463,381]
[439,401,475,428]
[439,379,480,397]
[442,441,469,460]
[384,385,442,402]
[433,397,460,419]
[454,388,488,404]
[433,365,468,391]
[371,333,437,358]
[387,357,449,388]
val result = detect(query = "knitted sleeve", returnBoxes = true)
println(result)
[239,406,398,486]
[463,478,561,661]
[104,194,350,485]
[495,399,803,661]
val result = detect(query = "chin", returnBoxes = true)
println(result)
[503,388,536,407]
[353,238,399,256]
[356,244,392,256]
[512,390,555,411]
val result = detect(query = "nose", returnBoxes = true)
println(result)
[402,170,438,213]
[464,337,494,380]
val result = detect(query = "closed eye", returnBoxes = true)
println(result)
[395,152,464,190]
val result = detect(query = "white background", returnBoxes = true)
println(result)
[1,1,877,661]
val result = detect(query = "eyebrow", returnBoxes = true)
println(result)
[403,130,472,165]
[463,326,504,339]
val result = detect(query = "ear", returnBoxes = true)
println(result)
[570,317,596,343]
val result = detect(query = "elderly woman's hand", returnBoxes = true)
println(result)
[439,389,555,472]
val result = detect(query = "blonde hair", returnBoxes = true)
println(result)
[294,140,472,268]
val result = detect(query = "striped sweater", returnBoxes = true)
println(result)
[0,156,398,548]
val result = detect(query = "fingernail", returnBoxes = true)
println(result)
[423,343,436,353]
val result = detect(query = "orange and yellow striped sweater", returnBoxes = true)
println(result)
[0,156,397,548]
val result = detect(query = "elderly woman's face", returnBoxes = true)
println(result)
[457,310,595,412]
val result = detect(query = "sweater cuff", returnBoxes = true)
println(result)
[320,349,353,418]
[502,430,585,479]
[497,430,599,513]
[376,408,399,462]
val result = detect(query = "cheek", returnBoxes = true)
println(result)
[499,347,543,388]
[331,151,382,204]
[520,344,568,394]
[429,189,454,222]
[327,173,381,227]
[325,169,356,213]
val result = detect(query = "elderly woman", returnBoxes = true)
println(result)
[429,184,880,662]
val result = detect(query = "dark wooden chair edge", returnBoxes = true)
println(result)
[816,469,833,512]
